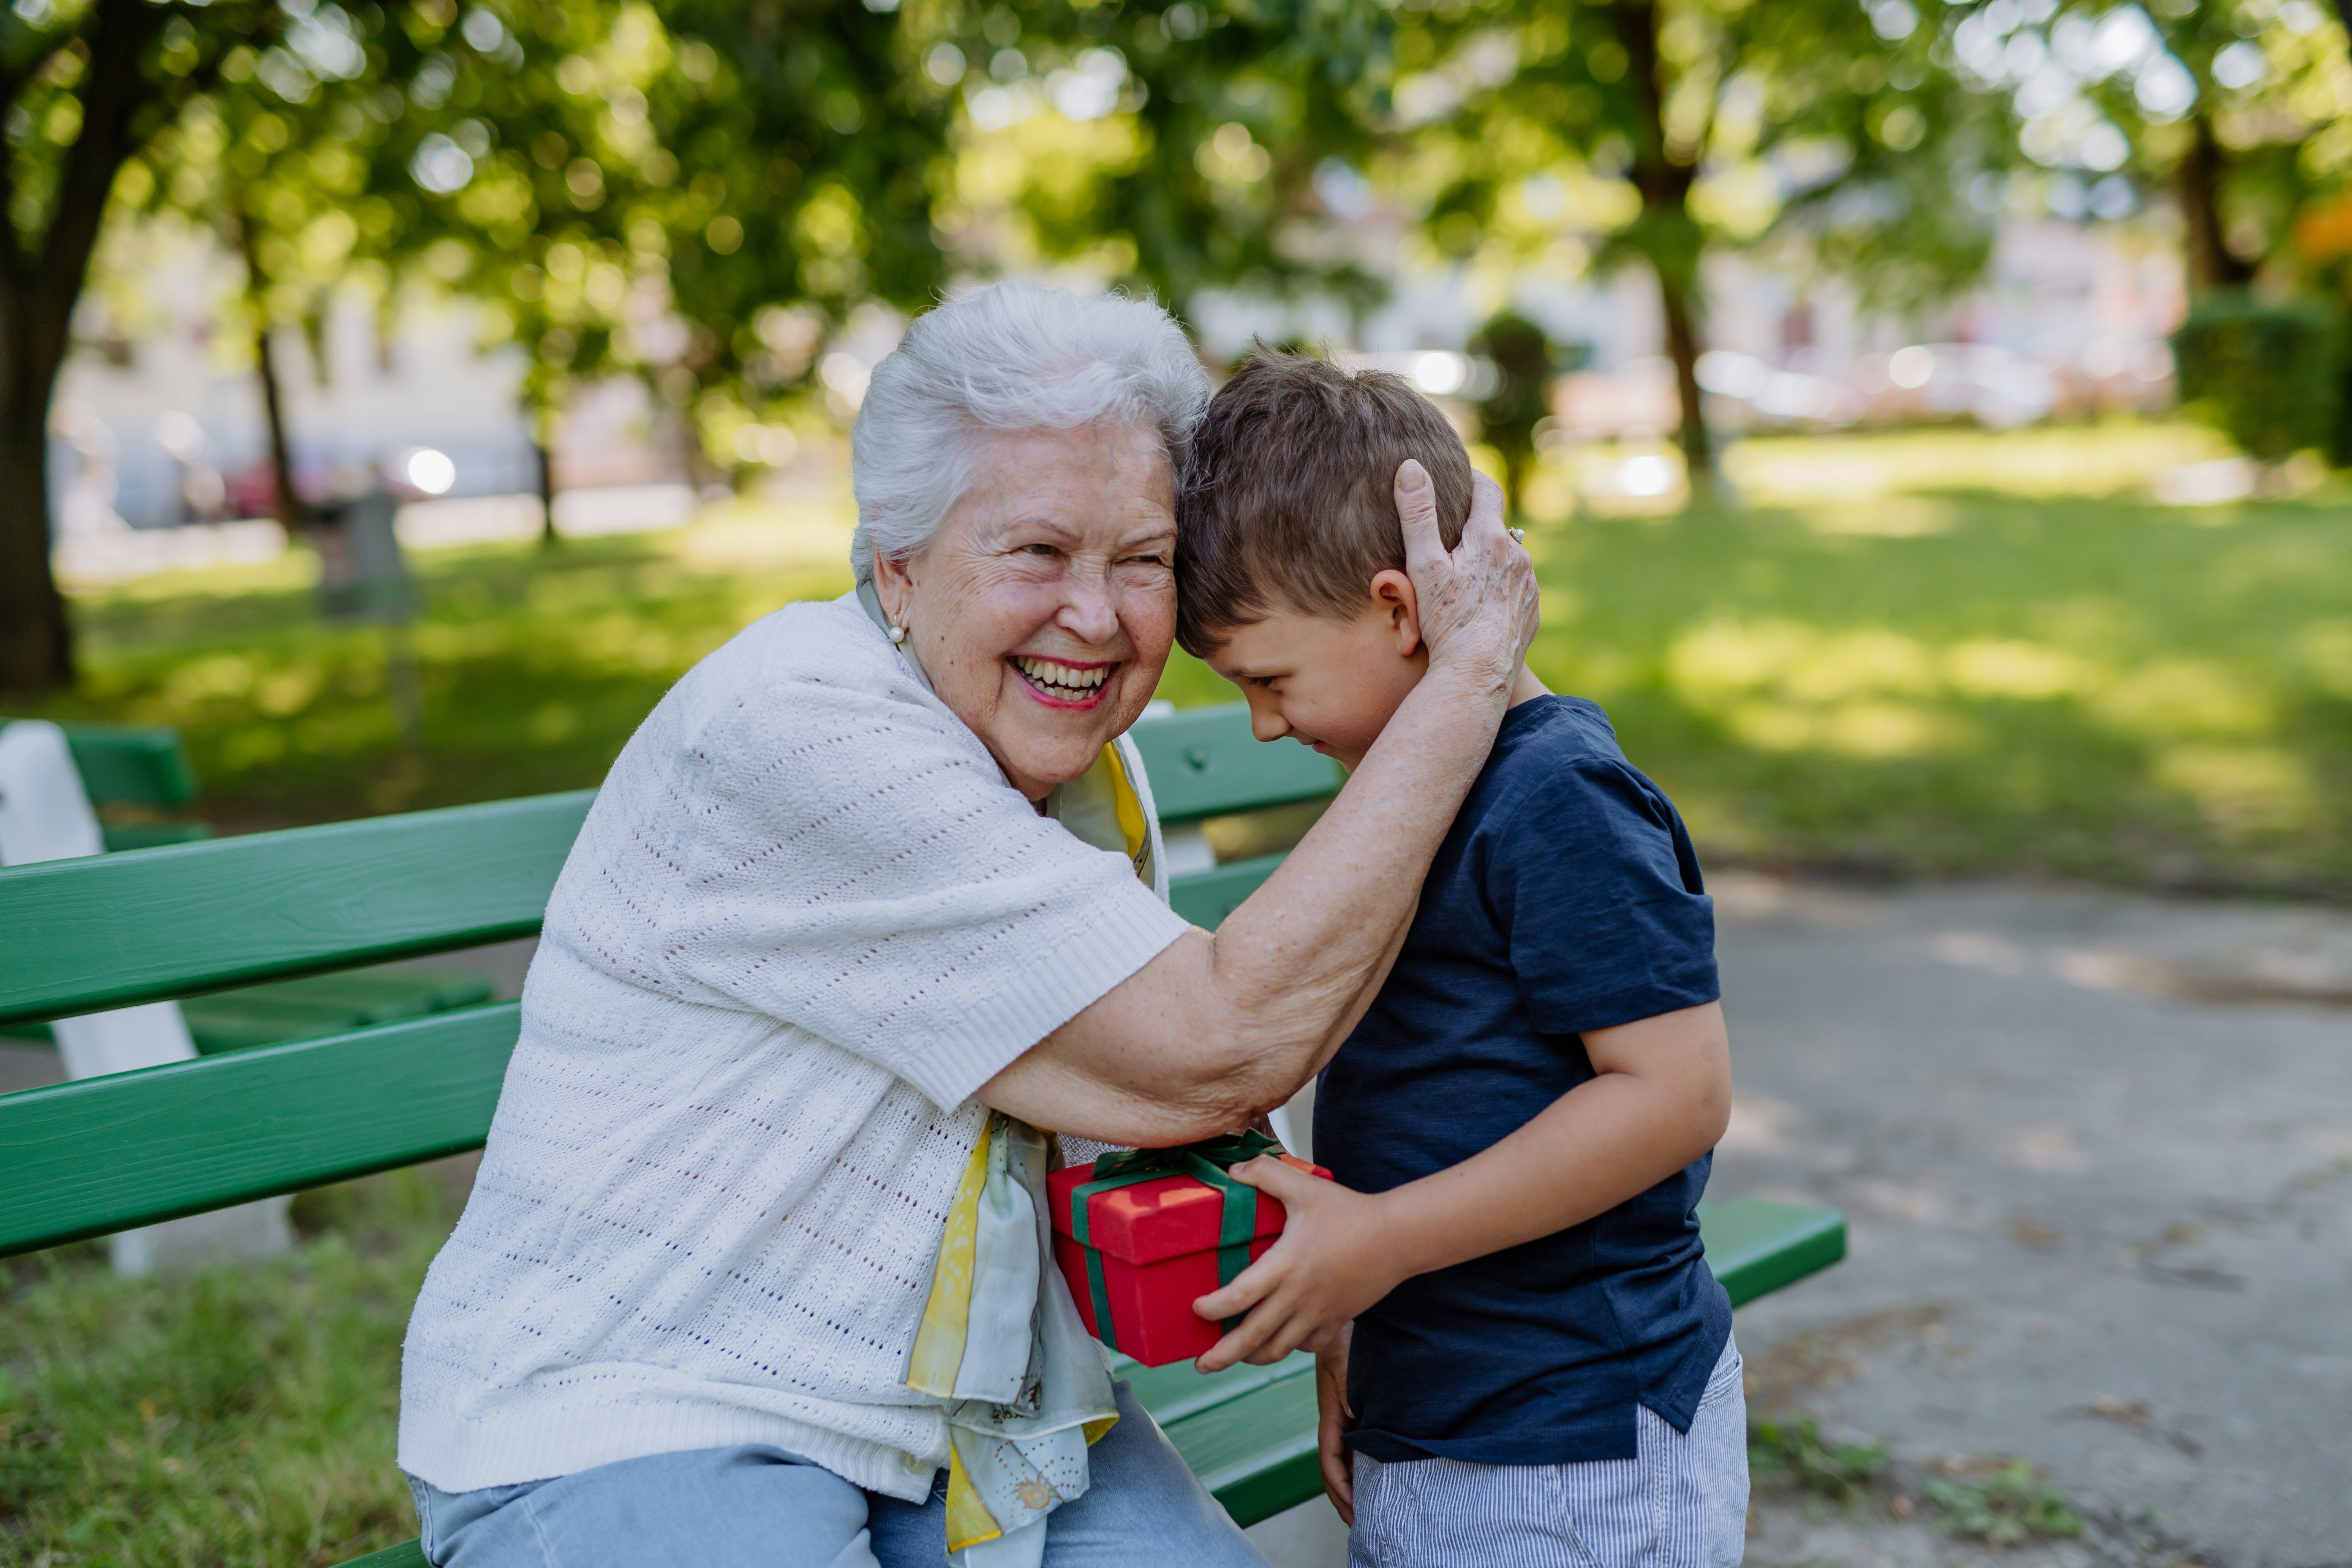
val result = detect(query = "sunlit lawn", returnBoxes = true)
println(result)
[7,420,2352,1561]
[23,419,2352,896]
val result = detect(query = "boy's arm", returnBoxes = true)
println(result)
[1192,999,1732,1371]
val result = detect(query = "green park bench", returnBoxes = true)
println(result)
[0,700,1845,1566]
[0,720,496,1055]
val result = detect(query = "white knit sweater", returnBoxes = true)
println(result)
[397,593,1190,1499]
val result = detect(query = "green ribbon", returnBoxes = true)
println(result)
[1066,1130,1284,1351]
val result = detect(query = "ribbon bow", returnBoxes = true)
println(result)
[1065,1128,1285,1353]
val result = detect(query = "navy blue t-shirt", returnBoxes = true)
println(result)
[1315,694,1730,1466]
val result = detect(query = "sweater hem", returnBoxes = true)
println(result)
[398,1396,945,1503]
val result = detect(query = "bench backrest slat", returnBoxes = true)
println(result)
[0,701,1335,1257]
[0,792,592,1028]
[9,721,202,808]
[0,1004,518,1258]
[1128,705,1341,824]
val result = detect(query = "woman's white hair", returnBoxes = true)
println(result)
[849,282,1211,583]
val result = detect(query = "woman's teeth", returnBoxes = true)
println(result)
[1013,656,1111,700]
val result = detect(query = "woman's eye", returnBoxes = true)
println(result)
[1021,543,1059,558]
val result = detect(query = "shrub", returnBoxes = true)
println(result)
[2171,293,2344,463]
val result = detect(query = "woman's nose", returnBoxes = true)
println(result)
[1058,574,1121,645]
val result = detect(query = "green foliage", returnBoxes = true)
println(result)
[917,0,1394,321]
[1747,1414,1890,1508]
[2173,292,2345,461]
[124,0,954,437]
[1924,1458,2083,1546]
[1388,0,2009,307]
[2053,0,2351,287]
[0,1168,458,1566]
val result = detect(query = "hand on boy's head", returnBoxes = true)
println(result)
[1394,462,1536,693]
[1189,1157,1403,1374]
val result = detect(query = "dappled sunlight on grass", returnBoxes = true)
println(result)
[1516,482,2352,890]
[1721,419,2246,505]
[20,435,2352,895]
[27,516,855,826]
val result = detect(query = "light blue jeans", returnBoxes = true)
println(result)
[1348,1338,1749,1568]
[406,1381,1266,1568]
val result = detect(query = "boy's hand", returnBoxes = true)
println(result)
[1190,1157,1405,1372]
[1316,1326,1356,1524]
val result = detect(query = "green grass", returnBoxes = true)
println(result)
[0,1171,460,1566]
[1506,485,2352,895]
[1923,1457,2085,1544]
[20,425,2352,895]
[1747,1413,1892,1509]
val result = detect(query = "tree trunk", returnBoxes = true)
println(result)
[534,422,558,550]
[234,207,303,532]
[1654,263,1712,489]
[1614,0,1714,498]
[0,0,168,693]
[0,372,73,692]
[2178,112,2256,292]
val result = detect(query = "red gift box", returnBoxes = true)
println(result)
[1048,1138,1331,1368]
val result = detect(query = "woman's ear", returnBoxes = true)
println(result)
[1367,568,1424,659]
[872,549,919,630]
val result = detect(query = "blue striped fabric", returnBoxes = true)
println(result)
[1346,1339,1748,1568]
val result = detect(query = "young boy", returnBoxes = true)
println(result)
[1177,353,1746,1567]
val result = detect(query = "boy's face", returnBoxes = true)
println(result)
[1200,572,1425,772]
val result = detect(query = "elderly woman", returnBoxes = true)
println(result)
[396,283,1534,1568]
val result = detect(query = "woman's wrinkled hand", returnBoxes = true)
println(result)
[1188,1158,1403,1373]
[1394,460,1537,696]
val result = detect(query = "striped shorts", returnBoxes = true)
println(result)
[1347,1338,1748,1568]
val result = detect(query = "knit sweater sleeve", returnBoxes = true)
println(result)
[595,599,1192,1112]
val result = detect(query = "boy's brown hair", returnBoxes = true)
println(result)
[1176,350,1473,655]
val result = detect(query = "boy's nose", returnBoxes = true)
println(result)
[1246,700,1289,743]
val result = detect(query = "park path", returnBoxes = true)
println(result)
[1713,873,2352,1568]
[1251,873,2352,1568]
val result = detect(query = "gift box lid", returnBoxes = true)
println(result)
[1046,1152,1328,1268]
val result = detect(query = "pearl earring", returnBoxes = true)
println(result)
[889,624,908,645]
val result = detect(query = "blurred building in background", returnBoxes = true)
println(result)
[49,196,2190,572]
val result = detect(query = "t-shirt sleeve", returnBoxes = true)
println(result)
[649,669,1192,1112]
[1489,755,1719,1038]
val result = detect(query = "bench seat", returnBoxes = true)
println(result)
[0,701,1845,1563]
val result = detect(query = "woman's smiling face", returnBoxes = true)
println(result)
[872,419,1178,800]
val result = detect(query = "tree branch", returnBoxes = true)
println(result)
[25,0,163,386]
[0,19,94,286]
[0,22,81,113]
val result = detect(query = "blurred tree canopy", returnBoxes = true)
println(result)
[2017,0,2352,292]
[131,0,954,497]
[924,0,1394,316]
[1366,0,2017,490]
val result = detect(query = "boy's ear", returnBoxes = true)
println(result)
[1368,568,1423,659]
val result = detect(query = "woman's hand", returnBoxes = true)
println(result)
[1190,1158,1404,1372]
[1317,1326,1356,1524]
[1394,461,1536,697]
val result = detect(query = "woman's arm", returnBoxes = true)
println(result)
[976,463,1536,1146]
